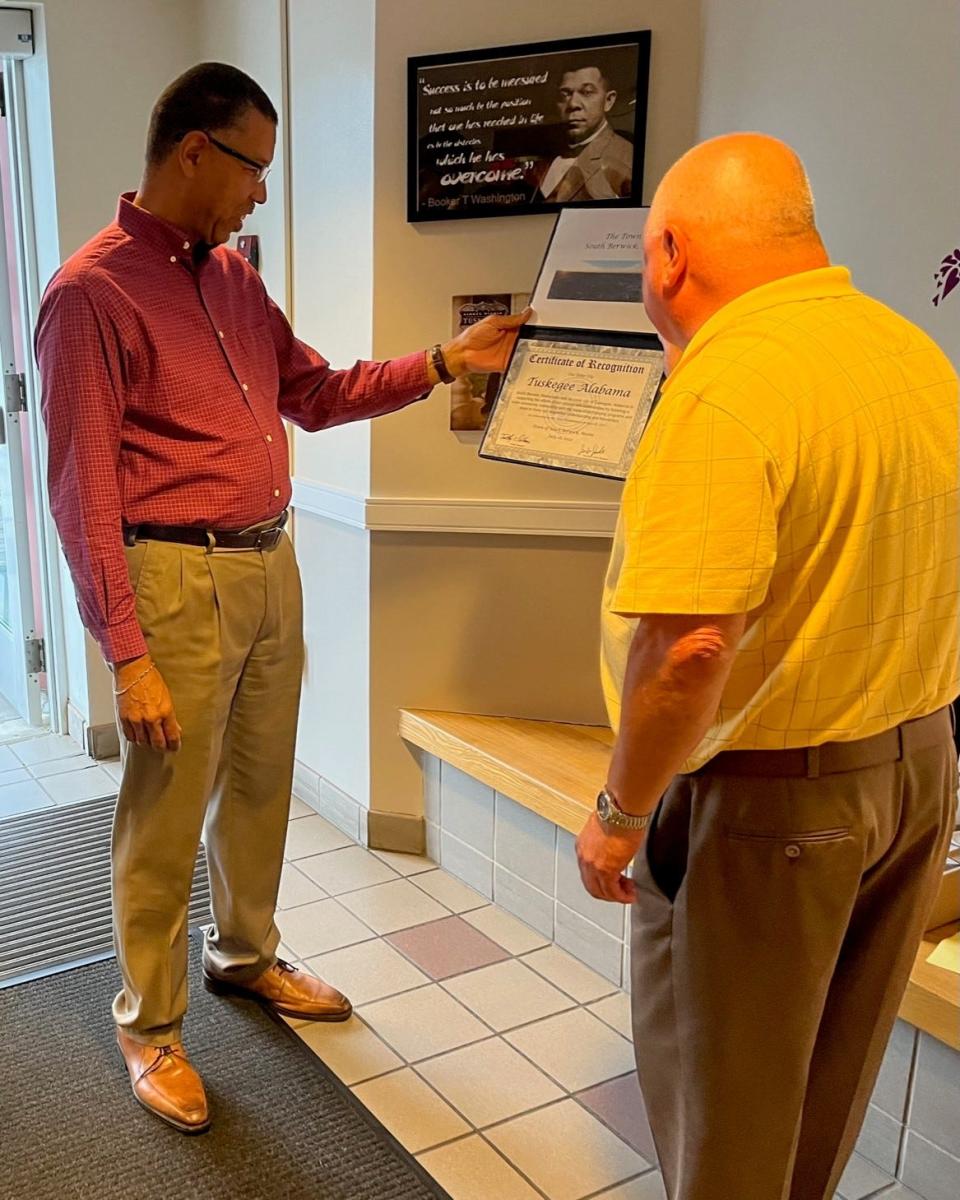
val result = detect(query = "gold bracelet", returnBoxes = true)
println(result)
[113,663,156,697]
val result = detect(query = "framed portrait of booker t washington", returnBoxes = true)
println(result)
[408,31,650,223]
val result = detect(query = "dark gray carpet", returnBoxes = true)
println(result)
[0,941,451,1200]
[0,792,211,988]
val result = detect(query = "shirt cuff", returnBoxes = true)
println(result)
[390,350,433,399]
[100,619,149,666]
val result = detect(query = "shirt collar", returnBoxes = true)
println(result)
[665,266,858,390]
[565,120,609,156]
[115,193,203,263]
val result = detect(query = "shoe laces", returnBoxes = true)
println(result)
[141,1043,181,1080]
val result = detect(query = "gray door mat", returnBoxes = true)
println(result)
[0,939,451,1199]
[0,791,211,988]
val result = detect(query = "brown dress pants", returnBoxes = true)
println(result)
[631,707,956,1200]
[112,533,304,1045]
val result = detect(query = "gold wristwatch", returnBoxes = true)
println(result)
[596,786,652,833]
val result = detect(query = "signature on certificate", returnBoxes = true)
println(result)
[500,431,532,445]
[578,443,609,459]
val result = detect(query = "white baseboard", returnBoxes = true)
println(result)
[291,479,619,538]
[66,703,118,759]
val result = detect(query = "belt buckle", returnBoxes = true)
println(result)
[256,526,283,550]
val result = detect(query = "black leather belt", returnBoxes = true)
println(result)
[123,510,288,551]
[692,706,952,779]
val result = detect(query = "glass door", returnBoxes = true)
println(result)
[0,73,41,725]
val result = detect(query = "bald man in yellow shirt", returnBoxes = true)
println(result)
[576,134,959,1200]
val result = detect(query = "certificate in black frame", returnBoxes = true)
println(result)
[479,324,665,481]
[408,31,651,224]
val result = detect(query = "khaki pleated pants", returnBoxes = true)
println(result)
[111,533,303,1045]
[631,707,956,1200]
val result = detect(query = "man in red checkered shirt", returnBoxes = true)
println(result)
[35,62,525,1135]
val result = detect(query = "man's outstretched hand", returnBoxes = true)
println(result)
[442,308,532,377]
[114,654,182,752]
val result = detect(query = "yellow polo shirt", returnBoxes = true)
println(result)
[601,267,960,770]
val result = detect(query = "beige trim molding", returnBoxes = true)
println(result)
[365,808,426,854]
[290,479,618,538]
[66,703,120,761]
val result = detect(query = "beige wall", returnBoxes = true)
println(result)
[369,0,702,501]
[698,0,960,368]
[196,0,289,313]
[369,532,612,817]
[360,2,701,819]
[287,0,376,496]
[295,513,371,804]
[281,2,703,822]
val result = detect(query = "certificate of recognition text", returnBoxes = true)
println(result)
[481,335,663,478]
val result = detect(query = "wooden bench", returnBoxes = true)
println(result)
[399,709,612,836]
[400,709,960,1049]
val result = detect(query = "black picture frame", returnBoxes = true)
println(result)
[408,30,651,224]
[479,324,665,480]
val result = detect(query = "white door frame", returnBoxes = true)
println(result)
[2,56,67,734]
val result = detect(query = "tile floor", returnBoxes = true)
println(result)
[0,736,928,1200]
[277,801,921,1200]
[0,730,120,819]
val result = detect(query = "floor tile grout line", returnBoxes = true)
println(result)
[474,1123,591,1200]
[295,869,407,898]
[276,880,395,945]
[473,1127,557,1200]
[306,1010,410,1084]
[298,963,430,1007]
[433,967,632,1046]
[585,996,632,1039]
[357,980,503,1047]
[280,815,645,1195]
[513,948,621,1007]
[411,1119,556,1200]
[356,998,637,1126]
[422,1063,580,1140]
[404,1037,574,1134]
[578,1169,660,1200]
[282,822,629,999]
[433,969,581,1035]
[570,1077,655,1168]
[405,867,490,909]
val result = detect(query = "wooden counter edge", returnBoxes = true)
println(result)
[399,708,600,836]
[900,922,960,1051]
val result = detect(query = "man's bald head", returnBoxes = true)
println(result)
[642,133,829,348]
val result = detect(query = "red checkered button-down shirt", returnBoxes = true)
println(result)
[36,195,431,664]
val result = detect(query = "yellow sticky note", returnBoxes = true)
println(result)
[926,932,960,974]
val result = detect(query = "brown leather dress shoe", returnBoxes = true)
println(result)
[116,1028,211,1134]
[203,958,352,1022]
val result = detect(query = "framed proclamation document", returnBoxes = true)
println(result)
[480,206,664,479]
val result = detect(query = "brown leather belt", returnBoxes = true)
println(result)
[123,509,288,551]
[693,706,953,779]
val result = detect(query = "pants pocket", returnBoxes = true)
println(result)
[724,826,851,845]
[643,780,692,904]
[123,540,155,598]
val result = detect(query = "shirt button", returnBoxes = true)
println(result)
[273,488,281,498]
[218,330,225,339]
[169,256,177,263]
[785,844,802,859]
[242,383,249,392]
[265,434,273,443]
[183,241,190,250]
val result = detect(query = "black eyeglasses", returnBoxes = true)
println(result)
[205,133,271,183]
